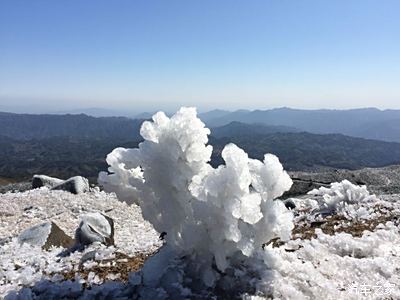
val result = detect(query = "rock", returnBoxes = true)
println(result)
[18,222,74,250]
[282,179,330,198]
[283,199,296,210]
[32,174,90,194]
[75,212,114,246]
[32,175,63,189]
[287,165,400,195]
[52,176,90,194]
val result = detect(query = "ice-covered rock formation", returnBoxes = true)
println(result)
[52,176,90,194]
[32,175,63,189]
[99,107,293,290]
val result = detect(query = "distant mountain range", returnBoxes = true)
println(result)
[201,107,400,143]
[210,121,299,138]
[1,110,400,181]
[2,129,400,182]
[0,112,143,140]
[210,132,400,171]
[2,109,400,182]
[51,107,129,117]
[3,107,400,143]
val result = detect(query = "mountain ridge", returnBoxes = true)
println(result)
[202,107,400,142]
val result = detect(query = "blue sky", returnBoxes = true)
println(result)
[0,0,399,113]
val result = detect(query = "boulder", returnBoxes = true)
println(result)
[32,175,63,189]
[52,176,90,194]
[75,212,114,246]
[282,179,330,198]
[18,222,74,250]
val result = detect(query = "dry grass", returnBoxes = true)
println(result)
[59,251,154,285]
[264,204,400,248]
[292,205,400,241]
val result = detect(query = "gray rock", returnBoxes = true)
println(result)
[18,222,74,250]
[75,212,114,247]
[32,175,63,189]
[52,176,90,194]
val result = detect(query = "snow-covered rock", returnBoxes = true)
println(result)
[18,222,74,250]
[52,176,90,194]
[75,212,114,246]
[32,175,63,189]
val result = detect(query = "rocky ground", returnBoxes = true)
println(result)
[0,166,399,299]
[0,188,162,298]
[284,164,400,197]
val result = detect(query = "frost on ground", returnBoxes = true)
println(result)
[0,188,161,255]
[1,107,400,299]
[0,188,161,298]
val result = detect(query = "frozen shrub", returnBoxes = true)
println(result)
[99,107,293,288]
[308,179,378,216]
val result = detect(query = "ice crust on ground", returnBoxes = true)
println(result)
[265,222,400,300]
[3,201,399,299]
[99,107,294,287]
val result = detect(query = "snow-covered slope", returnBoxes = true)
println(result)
[0,187,399,299]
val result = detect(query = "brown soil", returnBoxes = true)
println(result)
[0,177,16,186]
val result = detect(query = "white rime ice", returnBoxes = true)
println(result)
[308,179,378,217]
[99,107,294,287]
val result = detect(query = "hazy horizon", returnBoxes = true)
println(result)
[1,0,400,112]
[1,104,400,118]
